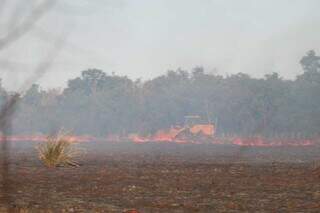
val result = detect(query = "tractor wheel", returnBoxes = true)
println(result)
[174,129,194,143]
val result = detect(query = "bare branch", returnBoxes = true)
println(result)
[19,31,68,92]
[0,0,57,50]
[0,0,65,208]
[0,0,8,18]
[5,1,29,32]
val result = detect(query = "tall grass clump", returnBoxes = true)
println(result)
[37,131,81,168]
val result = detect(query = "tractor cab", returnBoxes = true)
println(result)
[184,115,205,127]
[173,115,215,143]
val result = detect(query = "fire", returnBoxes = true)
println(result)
[0,135,94,143]
[0,133,317,147]
[128,127,189,144]
[231,137,314,147]
[127,132,316,147]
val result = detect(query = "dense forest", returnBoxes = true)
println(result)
[1,50,320,138]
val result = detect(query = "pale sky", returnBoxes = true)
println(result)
[1,0,320,90]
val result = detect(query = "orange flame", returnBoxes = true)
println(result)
[0,134,317,147]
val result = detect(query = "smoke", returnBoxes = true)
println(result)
[0,0,319,89]
[225,19,320,79]
[0,0,67,207]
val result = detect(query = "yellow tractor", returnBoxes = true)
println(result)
[173,115,215,143]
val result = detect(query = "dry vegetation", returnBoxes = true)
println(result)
[36,132,81,168]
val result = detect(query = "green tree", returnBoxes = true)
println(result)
[300,50,320,73]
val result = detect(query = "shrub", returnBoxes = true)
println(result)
[37,132,81,168]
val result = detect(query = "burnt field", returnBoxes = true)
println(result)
[1,142,320,212]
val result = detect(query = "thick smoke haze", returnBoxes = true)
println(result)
[1,0,320,90]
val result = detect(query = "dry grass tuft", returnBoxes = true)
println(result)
[37,131,81,168]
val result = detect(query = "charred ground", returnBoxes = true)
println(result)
[1,142,320,212]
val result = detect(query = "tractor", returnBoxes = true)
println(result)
[173,115,215,143]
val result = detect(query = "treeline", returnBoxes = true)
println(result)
[1,50,320,138]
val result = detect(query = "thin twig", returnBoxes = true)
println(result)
[0,0,64,208]
[0,0,57,50]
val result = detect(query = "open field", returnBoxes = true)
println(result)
[1,141,320,212]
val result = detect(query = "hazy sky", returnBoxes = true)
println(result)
[1,0,320,90]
